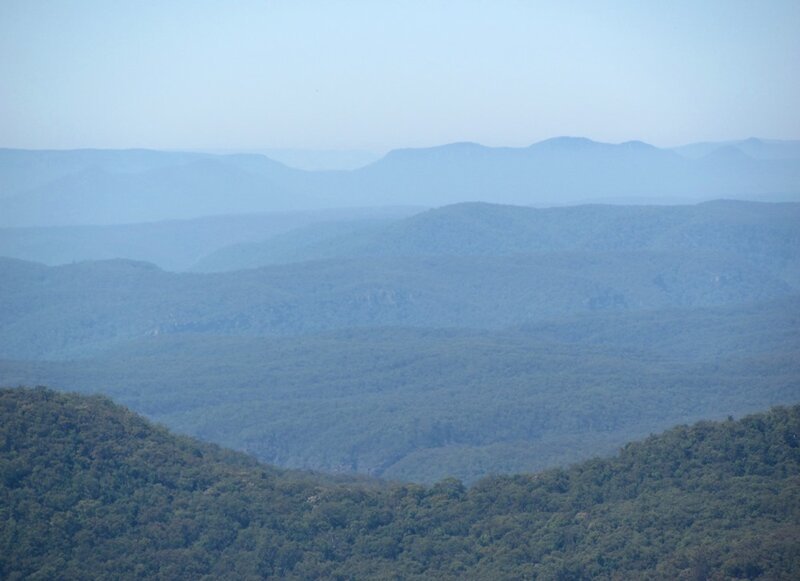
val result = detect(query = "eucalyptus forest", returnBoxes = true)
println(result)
[2,1,800,578]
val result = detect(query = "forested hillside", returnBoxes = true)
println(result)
[2,200,798,483]
[193,200,800,274]
[1,249,795,360]
[2,388,798,579]
[4,2,799,578]
[0,207,419,271]
[3,297,798,483]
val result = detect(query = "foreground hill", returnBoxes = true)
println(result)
[3,297,798,483]
[2,138,799,226]
[1,387,798,579]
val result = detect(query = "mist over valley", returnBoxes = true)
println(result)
[2,1,799,577]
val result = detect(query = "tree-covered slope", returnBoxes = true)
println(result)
[2,387,798,579]
[0,207,420,271]
[189,217,395,272]
[1,248,795,360]
[2,297,798,483]
[192,200,800,276]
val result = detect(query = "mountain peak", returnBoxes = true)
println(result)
[379,141,490,163]
[531,136,601,149]
[740,137,764,145]
[700,144,755,163]
[619,139,657,151]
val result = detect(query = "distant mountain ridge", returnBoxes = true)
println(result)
[4,198,797,276]
[1,136,799,226]
[2,250,796,360]
[2,200,798,359]
[0,206,421,271]
[1,200,798,485]
[672,137,800,160]
[192,200,800,277]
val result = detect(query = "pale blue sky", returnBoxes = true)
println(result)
[1,0,798,150]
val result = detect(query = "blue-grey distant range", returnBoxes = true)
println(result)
[1,136,798,227]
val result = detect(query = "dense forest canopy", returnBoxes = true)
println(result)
[1,200,798,484]
[1,201,799,361]
[4,3,800,578]
[2,387,798,579]
[2,296,798,483]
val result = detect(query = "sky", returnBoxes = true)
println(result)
[1,0,799,151]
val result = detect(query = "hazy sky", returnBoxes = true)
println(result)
[1,0,798,151]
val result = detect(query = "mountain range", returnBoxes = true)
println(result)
[191,199,800,275]
[2,198,798,279]
[2,199,798,482]
[0,207,419,271]
[1,137,799,227]
[1,249,794,361]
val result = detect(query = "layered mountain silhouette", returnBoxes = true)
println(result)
[2,296,798,483]
[1,200,798,359]
[2,137,799,226]
[672,137,800,160]
[0,207,419,271]
[2,200,797,484]
[1,250,796,361]
[192,199,800,274]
